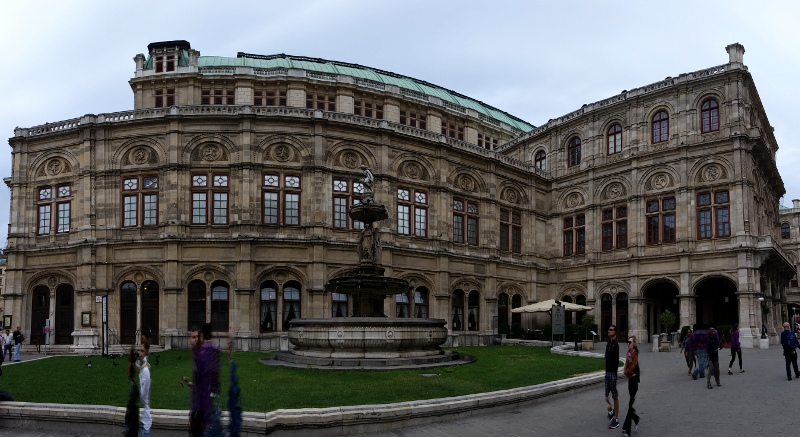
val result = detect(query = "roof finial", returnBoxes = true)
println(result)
[725,43,745,65]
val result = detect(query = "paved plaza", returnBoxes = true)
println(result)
[0,342,794,436]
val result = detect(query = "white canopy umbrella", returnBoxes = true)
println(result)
[511,299,593,313]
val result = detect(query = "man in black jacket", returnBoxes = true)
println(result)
[706,328,721,389]
[604,324,620,429]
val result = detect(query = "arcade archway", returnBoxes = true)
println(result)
[695,276,738,328]
[643,281,679,338]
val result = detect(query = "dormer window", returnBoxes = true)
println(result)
[155,54,176,73]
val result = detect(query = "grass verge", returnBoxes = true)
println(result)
[0,345,604,412]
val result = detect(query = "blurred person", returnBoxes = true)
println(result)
[604,324,620,429]
[706,328,721,389]
[727,323,744,374]
[621,336,640,437]
[780,322,800,381]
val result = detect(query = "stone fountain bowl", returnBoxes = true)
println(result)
[287,317,449,359]
[349,202,388,224]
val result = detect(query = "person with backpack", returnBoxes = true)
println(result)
[781,322,800,381]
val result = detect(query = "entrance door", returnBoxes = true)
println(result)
[120,281,137,344]
[55,284,74,345]
[141,281,159,344]
[30,286,50,346]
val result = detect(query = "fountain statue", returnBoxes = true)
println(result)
[268,167,471,369]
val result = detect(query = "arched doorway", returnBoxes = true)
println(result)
[601,294,613,340]
[511,294,522,326]
[120,281,138,344]
[617,293,629,341]
[562,295,574,324]
[55,284,74,345]
[30,286,50,346]
[451,290,465,331]
[497,293,509,329]
[643,280,679,338]
[695,276,738,328]
[141,281,159,344]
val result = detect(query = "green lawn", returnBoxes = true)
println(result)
[0,346,604,412]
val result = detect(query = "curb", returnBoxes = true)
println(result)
[0,346,613,436]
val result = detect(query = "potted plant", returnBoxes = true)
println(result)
[659,310,677,351]
[580,314,595,350]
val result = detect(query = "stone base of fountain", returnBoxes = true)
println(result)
[265,317,476,370]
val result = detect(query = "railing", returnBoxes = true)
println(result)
[307,71,338,82]
[254,67,288,77]
[355,78,385,90]
[26,117,82,136]
[198,66,236,75]
[399,87,429,101]
[691,64,727,79]
[478,113,501,127]
[442,101,466,113]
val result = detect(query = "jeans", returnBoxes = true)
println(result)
[785,350,800,378]
[728,347,742,370]
[13,343,20,361]
[692,350,708,378]
[622,377,639,434]
[3,344,11,361]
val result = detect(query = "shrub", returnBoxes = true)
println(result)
[510,323,524,339]
[659,309,677,333]
[499,323,510,335]
[543,324,552,340]
[581,314,596,340]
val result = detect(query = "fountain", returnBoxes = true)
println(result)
[268,167,474,369]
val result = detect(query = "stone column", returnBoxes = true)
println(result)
[738,293,756,349]
[628,297,647,345]
[679,296,695,331]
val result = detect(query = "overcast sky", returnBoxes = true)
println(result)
[2,0,800,248]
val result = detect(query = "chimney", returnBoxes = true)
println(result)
[726,43,745,66]
[793,199,799,209]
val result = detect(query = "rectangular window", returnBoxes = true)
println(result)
[716,207,730,237]
[263,192,279,224]
[123,195,138,227]
[306,93,336,111]
[500,222,509,251]
[192,192,207,224]
[415,207,427,237]
[511,226,521,253]
[647,215,660,244]
[698,209,712,239]
[213,192,228,224]
[500,209,522,253]
[398,204,410,235]
[453,215,464,243]
[56,202,70,232]
[38,204,51,235]
[663,213,676,242]
[602,223,614,250]
[354,100,384,119]
[285,193,300,225]
[399,188,426,237]
[334,197,349,228]
[563,231,573,256]
[575,228,585,254]
[467,216,478,245]
[143,194,158,226]
[211,290,229,333]
[616,221,627,248]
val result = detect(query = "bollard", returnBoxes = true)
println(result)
[652,334,660,352]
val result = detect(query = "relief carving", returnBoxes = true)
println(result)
[459,175,475,192]
[565,192,583,208]
[274,145,291,162]
[342,151,360,169]
[404,162,421,180]
[202,145,221,162]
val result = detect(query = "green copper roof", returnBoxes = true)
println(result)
[197,53,534,132]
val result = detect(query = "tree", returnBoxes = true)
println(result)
[659,309,677,334]
[581,314,596,341]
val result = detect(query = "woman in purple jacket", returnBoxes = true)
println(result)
[728,323,744,374]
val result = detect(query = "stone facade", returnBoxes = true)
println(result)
[2,41,793,352]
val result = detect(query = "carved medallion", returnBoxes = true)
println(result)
[202,145,221,162]
[203,272,214,282]
[47,276,57,287]
[46,159,63,176]
[505,189,519,204]
[566,193,581,208]
[607,184,621,199]
[274,145,291,162]
[275,271,287,282]
[705,165,720,181]
[405,163,421,179]
[459,175,475,192]
[653,174,668,190]
[386,329,395,339]
[132,148,149,165]
[134,272,144,283]
[342,152,359,169]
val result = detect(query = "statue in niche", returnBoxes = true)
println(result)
[357,222,381,264]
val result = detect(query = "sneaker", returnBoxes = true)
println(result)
[607,409,614,419]
[634,422,639,432]
[692,374,697,380]
[789,376,793,381]
[609,418,620,429]
[621,431,629,437]
[727,370,732,375]
[707,384,713,389]
[716,382,721,387]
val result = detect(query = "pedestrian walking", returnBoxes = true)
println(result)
[2,330,11,362]
[690,327,709,380]
[123,346,140,437]
[188,323,221,436]
[621,336,640,437]
[604,324,620,429]
[12,326,23,362]
[681,328,695,376]
[727,323,744,375]
[780,322,800,381]
[139,341,152,437]
[706,328,721,389]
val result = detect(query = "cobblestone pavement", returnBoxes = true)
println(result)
[0,342,793,436]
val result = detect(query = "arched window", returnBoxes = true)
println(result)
[567,137,581,167]
[395,293,410,318]
[260,281,278,332]
[467,290,480,331]
[414,287,429,318]
[607,124,622,155]
[534,150,546,171]
[782,222,791,239]
[141,280,159,343]
[332,293,348,317]
[188,280,206,330]
[210,281,229,332]
[451,290,465,331]
[701,99,719,133]
[497,293,509,328]
[283,281,301,330]
[652,110,669,143]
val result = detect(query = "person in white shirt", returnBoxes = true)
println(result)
[139,341,152,436]
[2,330,12,362]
